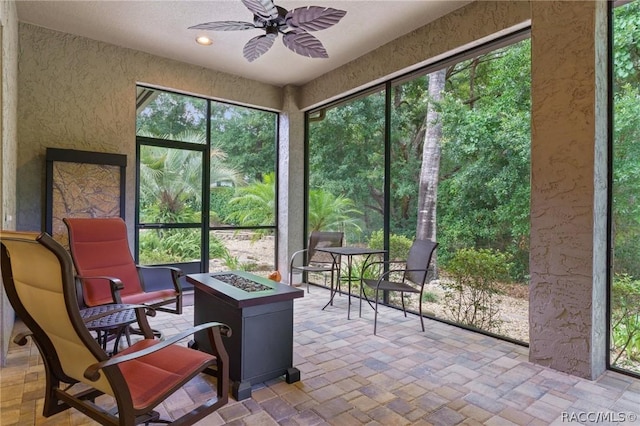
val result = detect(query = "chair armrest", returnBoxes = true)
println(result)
[289,248,309,269]
[136,265,183,293]
[76,275,125,303]
[381,265,421,275]
[361,259,403,276]
[374,267,428,286]
[84,321,232,381]
[13,330,33,346]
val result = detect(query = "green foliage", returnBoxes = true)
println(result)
[308,189,363,237]
[139,229,230,264]
[389,76,430,233]
[137,93,276,264]
[138,146,203,224]
[611,2,640,375]
[209,236,230,259]
[611,274,640,368]
[612,2,640,280]
[437,41,531,281]
[367,230,412,260]
[209,187,235,225]
[422,292,439,304]
[308,92,386,241]
[613,1,640,86]
[210,104,276,182]
[137,92,207,138]
[441,248,511,331]
[308,39,531,281]
[226,172,276,228]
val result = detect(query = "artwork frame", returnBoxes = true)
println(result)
[45,148,126,248]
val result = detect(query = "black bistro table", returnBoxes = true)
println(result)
[315,247,386,319]
[187,271,304,401]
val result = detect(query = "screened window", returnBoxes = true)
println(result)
[610,0,640,377]
[136,87,278,277]
[306,35,531,343]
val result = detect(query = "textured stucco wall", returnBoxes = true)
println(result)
[299,1,531,110]
[529,1,608,379]
[17,23,282,233]
[0,0,19,365]
[277,85,305,281]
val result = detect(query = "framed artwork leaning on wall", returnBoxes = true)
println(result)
[45,148,126,249]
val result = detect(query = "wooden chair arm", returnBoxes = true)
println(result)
[84,322,232,381]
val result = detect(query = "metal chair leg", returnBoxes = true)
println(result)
[374,288,380,335]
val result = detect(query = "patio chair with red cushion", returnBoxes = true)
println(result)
[64,217,183,314]
[0,230,230,425]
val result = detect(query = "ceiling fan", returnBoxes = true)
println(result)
[189,0,346,62]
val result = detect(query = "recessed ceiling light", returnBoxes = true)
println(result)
[196,36,213,46]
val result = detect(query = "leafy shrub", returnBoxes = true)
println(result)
[441,248,511,332]
[139,229,199,264]
[422,291,439,303]
[367,230,412,260]
[139,229,231,264]
[209,236,230,259]
[209,187,235,225]
[221,252,240,270]
[611,274,640,368]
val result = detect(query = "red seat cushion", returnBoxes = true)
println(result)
[115,339,215,411]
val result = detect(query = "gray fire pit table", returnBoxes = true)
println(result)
[187,271,304,401]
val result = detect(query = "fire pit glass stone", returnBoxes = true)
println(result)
[214,273,272,292]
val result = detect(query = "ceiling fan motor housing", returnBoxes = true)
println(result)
[253,6,288,32]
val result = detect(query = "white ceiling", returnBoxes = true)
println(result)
[16,0,471,87]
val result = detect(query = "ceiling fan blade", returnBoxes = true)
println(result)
[282,31,328,58]
[243,33,276,62]
[189,21,256,31]
[285,6,346,32]
[241,0,279,20]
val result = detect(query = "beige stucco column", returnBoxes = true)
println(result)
[529,0,608,379]
[0,0,19,366]
[277,85,305,282]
